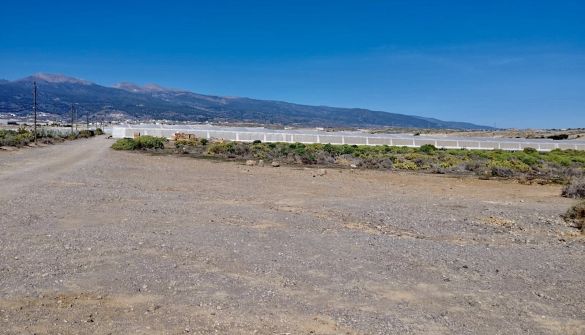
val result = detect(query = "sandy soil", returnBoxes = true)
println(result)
[0,137,584,334]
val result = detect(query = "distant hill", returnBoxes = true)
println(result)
[0,73,492,129]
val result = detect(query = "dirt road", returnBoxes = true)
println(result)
[1,137,583,334]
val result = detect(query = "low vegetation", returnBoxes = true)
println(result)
[0,127,101,147]
[0,128,34,146]
[113,137,585,184]
[562,177,585,198]
[563,201,585,232]
[111,136,167,151]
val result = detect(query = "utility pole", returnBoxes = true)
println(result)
[86,111,89,130]
[33,81,37,143]
[70,104,75,134]
[74,105,78,131]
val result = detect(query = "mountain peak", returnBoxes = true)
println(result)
[20,73,92,85]
[113,82,143,92]
[143,83,168,92]
[114,82,174,93]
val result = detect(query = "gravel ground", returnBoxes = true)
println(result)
[0,137,584,334]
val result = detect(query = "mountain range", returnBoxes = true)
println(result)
[0,73,491,129]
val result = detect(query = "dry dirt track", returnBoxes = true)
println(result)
[0,137,584,334]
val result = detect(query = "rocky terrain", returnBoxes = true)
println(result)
[0,137,584,334]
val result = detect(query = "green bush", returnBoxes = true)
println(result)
[419,144,437,154]
[389,146,415,154]
[0,129,34,147]
[323,143,334,154]
[340,144,355,155]
[515,152,540,166]
[294,143,307,156]
[175,139,198,148]
[95,128,104,135]
[136,136,166,149]
[111,136,166,150]
[111,138,139,150]
[207,141,236,155]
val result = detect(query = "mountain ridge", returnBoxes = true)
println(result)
[0,73,492,129]
[18,73,93,85]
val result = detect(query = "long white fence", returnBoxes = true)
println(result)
[111,125,585,152]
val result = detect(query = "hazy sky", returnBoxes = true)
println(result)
[1,0,584,128]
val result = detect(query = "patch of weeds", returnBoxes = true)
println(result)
[393,160,418,170]
[151,138,585,183]
[78,130,95,138]
[175,139,199,148]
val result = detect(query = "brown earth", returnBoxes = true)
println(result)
[0,137,584,334]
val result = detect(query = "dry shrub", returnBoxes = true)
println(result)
[562,178,585,198]
[563,201,585,232]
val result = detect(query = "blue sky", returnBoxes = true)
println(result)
[1,0,584,128]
